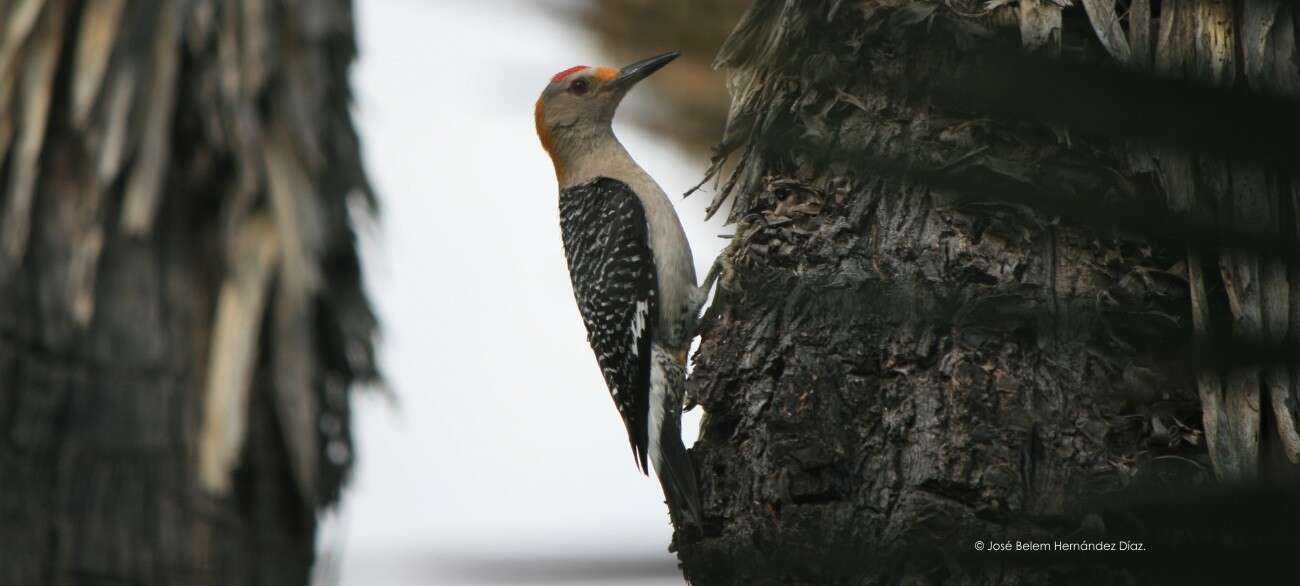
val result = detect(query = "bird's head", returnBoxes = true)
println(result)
[535,52,679,180]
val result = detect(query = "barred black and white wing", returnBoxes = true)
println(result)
[559,177,657,474]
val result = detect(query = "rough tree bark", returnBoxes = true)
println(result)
[0,2,375,584]
[674,1,1300,584]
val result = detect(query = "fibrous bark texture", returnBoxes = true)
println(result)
[0,1,375,584]
[1129,0,1300,483]
[677,0,1300,584]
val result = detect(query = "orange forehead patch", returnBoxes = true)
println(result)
[551,65,588,82]
[593,67,617,81]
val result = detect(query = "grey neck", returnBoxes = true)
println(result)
[556,126,643,190]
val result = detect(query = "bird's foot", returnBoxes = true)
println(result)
[682,253,734,342]
[699,252,733,300]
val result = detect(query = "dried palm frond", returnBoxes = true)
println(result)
[1076,0,1300,481]
[0,0,376,511]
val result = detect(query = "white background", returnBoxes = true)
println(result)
[331,1,724,584]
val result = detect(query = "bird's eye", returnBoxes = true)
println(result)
[569,79,591,95]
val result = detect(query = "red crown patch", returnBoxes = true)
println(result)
[551,66,588,83]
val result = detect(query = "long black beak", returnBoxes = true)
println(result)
[612,51,679,90]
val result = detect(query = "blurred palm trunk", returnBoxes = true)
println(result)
[580,0,747,157]
[0,1,375,584]
[659,0,1300,584]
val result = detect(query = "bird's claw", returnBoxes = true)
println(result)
[684,253,733,341]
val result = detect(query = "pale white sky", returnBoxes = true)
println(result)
[331,1,725,584]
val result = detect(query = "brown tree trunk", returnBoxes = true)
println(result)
[0,1,374,584]
[675,1,1300,584]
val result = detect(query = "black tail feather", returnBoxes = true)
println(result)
[654,398,703,527]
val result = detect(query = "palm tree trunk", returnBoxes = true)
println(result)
[674,1,1300,583]
[0,1,375,584]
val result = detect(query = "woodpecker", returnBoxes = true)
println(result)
[536,52,714,526]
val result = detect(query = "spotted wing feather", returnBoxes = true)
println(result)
[559,177,656,474]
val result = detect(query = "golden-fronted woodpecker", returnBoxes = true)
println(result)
[535,51,714,526]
